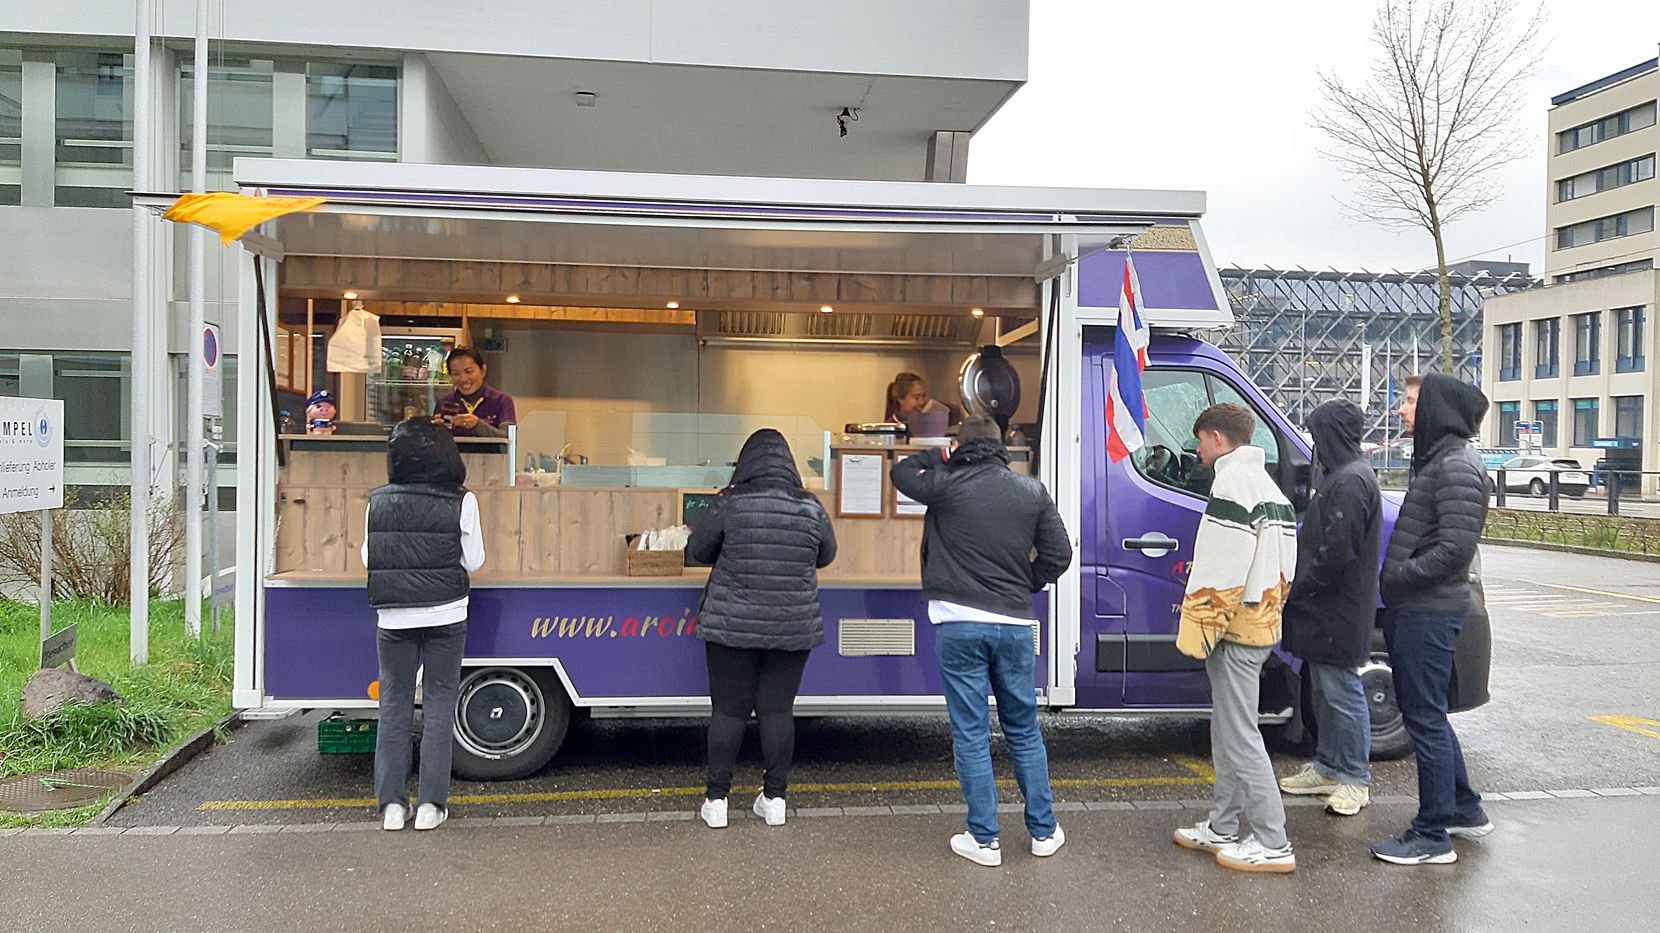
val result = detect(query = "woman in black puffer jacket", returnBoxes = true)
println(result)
[687,428,837,829]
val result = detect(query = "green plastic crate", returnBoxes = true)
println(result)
[318,713,377,754]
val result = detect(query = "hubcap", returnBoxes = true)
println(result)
[455,668,545,760]
[1357,657,1403,735]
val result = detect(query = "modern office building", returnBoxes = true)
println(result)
[1,1,1029,488]
[1482,52,1657,478]
[1220,262,1538,445]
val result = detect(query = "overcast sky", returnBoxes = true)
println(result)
[968,0,1660,274]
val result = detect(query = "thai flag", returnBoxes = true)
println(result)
[1105,256,1149,462]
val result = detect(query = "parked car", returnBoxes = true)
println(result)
[1493,455,1589,497]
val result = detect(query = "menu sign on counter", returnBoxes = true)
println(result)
[893,485,927,519]
[835,451,887,518]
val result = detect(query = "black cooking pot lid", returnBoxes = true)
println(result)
[958,345,1020,429]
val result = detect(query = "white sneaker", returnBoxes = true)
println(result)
[1325,784,1370,816]
[1173,819,1238,852]
[381,803,407,831]
[752,792,786,826]
[1215,835,1296,874]
[1278,762,1339,796]
[1031,825,1066,857]
[700,798,728,829]
[413,803,447,831]
[949,832,1002,867]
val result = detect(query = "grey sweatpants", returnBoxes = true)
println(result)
[374,621,467,813]
[1205,640,1289,849]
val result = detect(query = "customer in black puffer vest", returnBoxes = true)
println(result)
[360,418,485,833]
[687,428,837,829]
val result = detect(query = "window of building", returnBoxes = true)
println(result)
[306,63,397,161]
[1534,399,1559,447]
[179,58,275,192]
[1534,318,1560,378]
[1557,154,1657,201]
[0,351,131,463]
[54,50,132,208]
[1557,100,1658,153]
[1555,207,1656,250]
[1,49,21,206]
[1613,396,1643,440]
[1555,259,1656,284]
[1572,397,1600,446]
[1573,311,1601,376]
[1616,306,1646,372]
[1498,323,1522,381]
[1497,401,1521,446]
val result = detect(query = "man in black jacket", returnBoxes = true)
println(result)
[1370,373,1493,866]
[1278,400,1381,817]
[891,416,1072,867]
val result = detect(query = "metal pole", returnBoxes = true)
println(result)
[208,436,221,633]
[129,0,153,664]
[185,0,209,638]
[39,510,52,644]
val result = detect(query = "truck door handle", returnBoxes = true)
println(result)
[1122,533,1179,557]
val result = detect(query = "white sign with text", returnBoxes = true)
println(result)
[0,397,65,514]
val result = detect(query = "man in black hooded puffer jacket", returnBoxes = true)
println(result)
[687,428,836,830]
[1370,373,1493,866]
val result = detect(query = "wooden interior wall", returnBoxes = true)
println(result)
[282,256,1038,314]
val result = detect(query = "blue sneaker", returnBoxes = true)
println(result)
[1371,830,1456,865]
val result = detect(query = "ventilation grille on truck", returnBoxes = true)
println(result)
[805,313,874,338]
[838,618,916,656]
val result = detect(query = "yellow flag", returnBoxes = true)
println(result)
[162,192,327,244]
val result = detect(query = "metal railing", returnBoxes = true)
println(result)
[1492,468,1660,517]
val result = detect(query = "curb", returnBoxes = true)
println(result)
[93,711,246,826]
[1481,537,1660,563]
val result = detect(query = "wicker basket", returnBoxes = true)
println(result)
[625,541,685,576]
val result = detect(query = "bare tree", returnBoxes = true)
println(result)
[1315,0,1544,369]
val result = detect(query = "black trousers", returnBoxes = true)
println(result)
[704,642,811,800]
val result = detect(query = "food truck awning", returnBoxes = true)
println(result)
[175,160,1232,327]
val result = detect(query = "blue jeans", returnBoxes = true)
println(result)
[935,621,1057,844]
[1382,609,1485,844]
[1308,661,1371,786]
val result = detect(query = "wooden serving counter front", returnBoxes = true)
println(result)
[273,437,922,584]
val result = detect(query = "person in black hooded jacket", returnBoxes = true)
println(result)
[1277,399,1381,816]
[687,428,836,830]
[1369,373,1493,866]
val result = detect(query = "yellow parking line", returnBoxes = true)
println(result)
[1591,715,1660,741]
[198,757,1218,812]
[1540,583,1660,605]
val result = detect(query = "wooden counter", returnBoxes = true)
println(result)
[279,434,513,487]
[272,483,924,583]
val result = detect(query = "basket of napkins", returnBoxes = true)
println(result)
[625,525,691,576]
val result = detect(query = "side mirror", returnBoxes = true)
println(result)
[1291,462,1314,512]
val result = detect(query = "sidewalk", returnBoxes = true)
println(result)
[6,795,1658,932]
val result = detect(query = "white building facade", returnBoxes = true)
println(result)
[1483,52,1658,480]
[1,1,1029,489]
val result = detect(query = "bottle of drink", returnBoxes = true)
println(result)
[401,345,415,380]
[383,346,399,380]
[417,345,429,381]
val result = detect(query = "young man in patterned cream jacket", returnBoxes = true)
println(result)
[1171,402,1300,873]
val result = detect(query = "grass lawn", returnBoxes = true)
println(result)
[0,600,232,827]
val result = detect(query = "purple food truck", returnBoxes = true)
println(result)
[211,160,1489,778]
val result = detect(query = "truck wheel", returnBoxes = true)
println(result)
[451,666,571,781]
[1360,657,1411,761]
